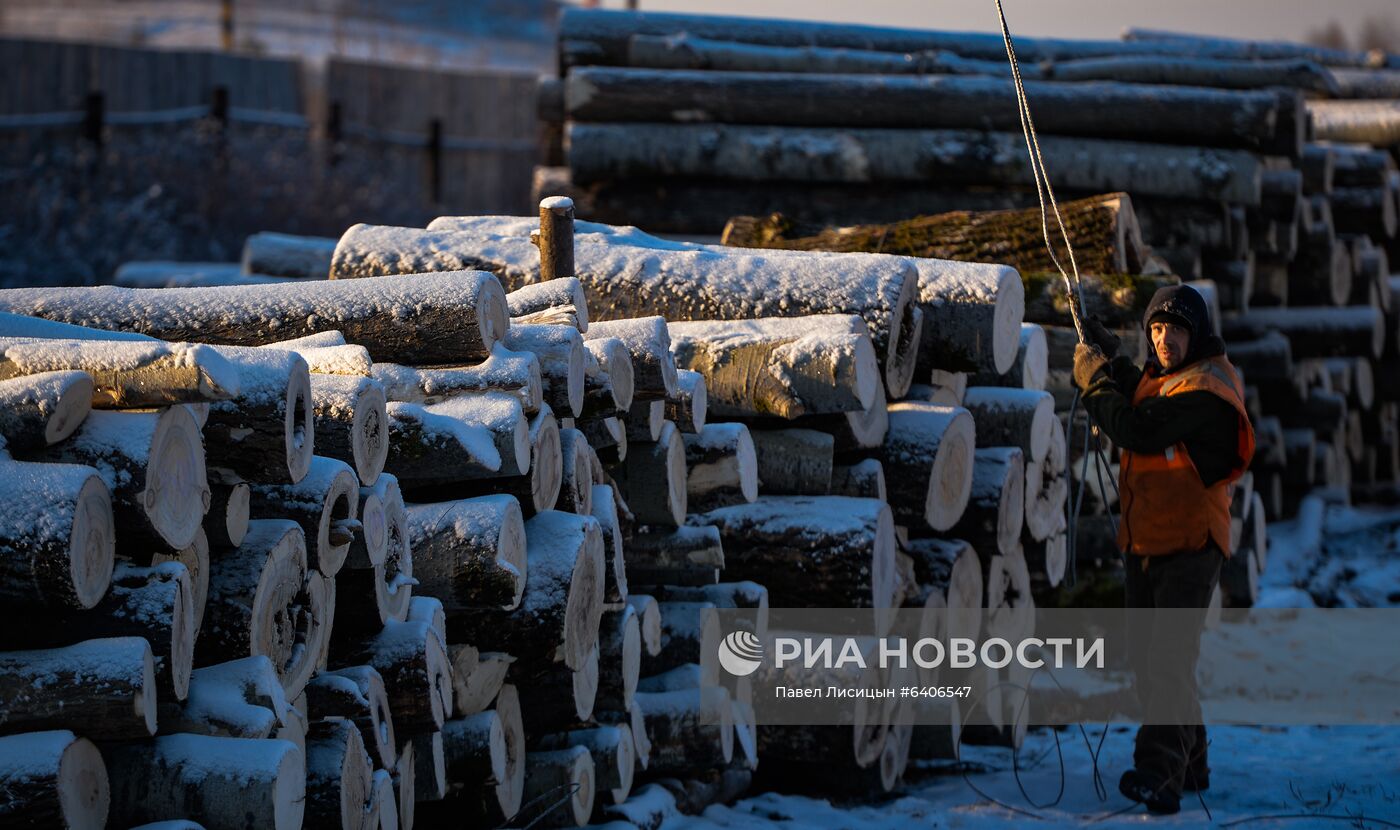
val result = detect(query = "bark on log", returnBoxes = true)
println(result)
[668,316,879,419]
[595,604,642,714]
[1024,530,1068,589]
[0,457,114,610]
[682,422,759,511]
[626,525,725,587]
[948,447,1026,557]
[0,336,239,409]
[970,323,1048,391]
[643,606,721,682]
[503,324,586,418]
[332,617,454,732]
[0,273,508,366]
[108,736,304,829]
[585,317,679,402]
[831,458,887,501]
[583,336,635,417]
[1331,185,1398,239]
[616,31,991,75]
[748,428,833,496]
[690,496,898,631]
[0,637,156,739]
[1307,100,1400,146]
[557,427,596,516]
[200,519,327,698]
[242,231,337,279]
[667,369,708,434]
[28,405,209,552]
[515,637,601,732]
[0,730,108,829]
[537,196,578,283]
[439,710,505,802]
[1047,54,1338,93]
[250,456,360,577]
[963,387,1057,463]
[540,724,635,807]
[1024,422,1069,543]
[610,420,688,526]
[905,538,984,642]
[508,277,589,332]
[1222,306,1386,359]
[566,68,1286,153]
[633,687,733,774]
[374,346,543,414]
[627,593,664,657]
[621,398,664,444]
[444,405,563,516]
[206,478,251,550]
[522,747,596,828]
[580,415,627,464]
[309,373,388,487]
[448,510,605,674]
[384,401,503,487]
[1021,271,1173,331]
[306,666,398,771]
[724,192,1147,277]
[405,496,527,613]
[201,346,314,485]
[566,122,1265,205]
[1288,239,1352,307]
[305,719,374,830]
[334,480,413,634]
[793,380,889,451]
[652,581,770,645]
[0,371,92,453]
[156,655,290,742]
[881,402,976,532]
[906,261,1025,377]
[590,483,628,603]
[426,393,532,478]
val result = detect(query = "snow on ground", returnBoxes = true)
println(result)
[668,503,1400,829]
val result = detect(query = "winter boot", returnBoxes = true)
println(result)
[1119,769,1181,815]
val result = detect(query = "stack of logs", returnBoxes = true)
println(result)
[0,191,1074,825]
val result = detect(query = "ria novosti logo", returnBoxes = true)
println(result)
[717,630,764,676]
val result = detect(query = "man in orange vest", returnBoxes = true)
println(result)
[1072,284,1255,815]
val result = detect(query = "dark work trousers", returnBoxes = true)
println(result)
[1123,539,1223,797]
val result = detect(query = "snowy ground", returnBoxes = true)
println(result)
[670,502,1400,829]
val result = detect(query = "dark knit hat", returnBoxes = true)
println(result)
[1143,284,1210,336]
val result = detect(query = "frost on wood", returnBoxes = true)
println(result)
[0,273,508,366]
[406,496,527,612]
[309,373,388,487]
[507,278,591,332]
[242,231,338,279]
[882,402,976,532]
[373,345,544,414]
[384,401,503,487]
[249,455,360,577]
[0,636,157,740]
[0,730,109,829]
[502,324,585,418]
[0,337,240,408]
[0,371,93,453]
[425,393,531,478]
[0,456,114,610]
[203,346,314,485]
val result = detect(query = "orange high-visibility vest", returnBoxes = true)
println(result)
[1116,354,1255,560]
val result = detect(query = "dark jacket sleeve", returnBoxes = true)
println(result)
[1080,362,1243,487]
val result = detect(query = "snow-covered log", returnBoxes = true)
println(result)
[242,232,337,279]
[0,457,114,610]
[566,67,1289,153]
[963,387,1056,464]
[594,604,642,713]
[447,510,605,673]
[831,458,886,501]
[0,371,92,453]
[28,405,208,552]
[634,686,733,773]
[305,666,397,771]
[249,456,359,577]
[373,347,543,414]
[580,415,627,464]
[1222,306,1387,359]
[625,525,724,586]
[105,735,304,830]
[948,448,1026,557]
[653,581,770,644]
[0,337,238,408]
[0,730,108,829]
[905,538,984,642]
[610,420,687,526]
[304,719,373,830]
[796,379,890,451]
[206,479,250,550]
[1023,422,1069,543]
[427,393,532,478]
[643,605,720,681]
[1047,54,1338,94]
[508,276,589,331]
[450,405,563,516]
[557,427,596,516]
[449,651,504,718]
[203,346,313,484]
[567,122,1265,205]
[623,398,664,443]
[200,519,326,698]
[590,483,628,602]
[682,422,758,511]
[503,324,585,418]
[522,747,596,828]
[538,725,634,807]
[364,769,395,830]
[970,324,1048,391]
[881,402,976,532]
[586,317,679,402]
[0,273,509,365]
[334,482,413,634]
[309,374,388,487]
[583,336,635,417]
[0,637,156,739]
[331,616,453,732]
[155,655,289,742]
[538,196,577,283]
[406,496,527,613]
[910,261,1025,377]
[669,316,878,418]
[748,428,832,496]
[666,369,707,434]
[690,496,897,630]
[516,637,601,732]
[383,401,502,487]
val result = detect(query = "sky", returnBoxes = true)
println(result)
[587,0,1397,46]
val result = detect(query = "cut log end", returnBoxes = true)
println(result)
[71,474,118,610]
[354,380,390,486]
[148,403,212,551]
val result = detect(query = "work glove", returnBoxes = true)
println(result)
[1083,315,1121,359]
[1073,343,1110,392]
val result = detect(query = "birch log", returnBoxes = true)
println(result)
[310,374,388,487]
[881,402,976,532]
[384,401,501,487]
[590,483,629,602]
[626,524,725,585]
[610,420,688,526]
[0,337,239,408]
[206,479,251,549]
[249,456,360,577]
[963,387,1057,463]
[0,457,114,610]
[305,666,397,771]
[558,427,595,516]
[586,316,679,401]
[537,725,634,807]
[373,346,543,414]
[332,617,454,732]
[911,261,1025,377]
[683,422,759,511]
[507,277,590,331]
[203,346,314,484]
[29,405,208,552]
[1222,306,1386,359]
[406,496,528,612]
[748,428,833,496]
[503,324,586,418]
[304,719,373,830]
[668,316,879,418]
[0,731,108,829]
[971,324,1048,391]
[522,747,595,828]
[0,637,156,739]
[0,273,509,365]
[583,336,636,416]
[948,447,1026,557]
[426,393,532,478]
[667,369,708,433]
[831,458,887,501]
[0,371,92,453]
[335,477,413,633]
[595,604,642,713]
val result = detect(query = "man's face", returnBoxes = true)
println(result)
[1150,321,1191,370]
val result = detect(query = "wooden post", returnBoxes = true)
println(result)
[539,196,576,281]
